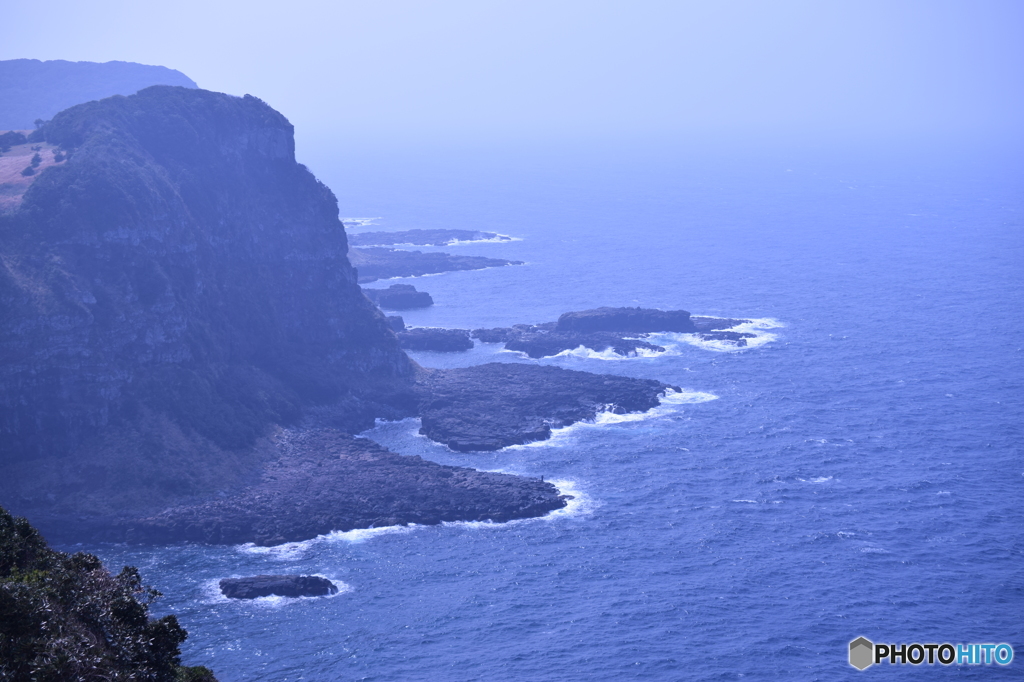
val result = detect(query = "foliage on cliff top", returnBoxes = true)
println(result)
[0,505,215,681]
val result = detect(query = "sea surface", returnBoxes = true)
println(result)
[70,136,1023,680]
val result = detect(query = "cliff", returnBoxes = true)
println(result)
[0,59,197,130]
[0,86,413,519]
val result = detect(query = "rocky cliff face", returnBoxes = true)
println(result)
[0,87,412,514]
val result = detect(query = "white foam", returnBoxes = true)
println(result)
[236,525,418,560]
[648,317,785,353]
[797,476,834,484]
[552,344,666,360]
[340,217,381,228]
[441,477,595,529]
[444,233,522,245]
[502,388,717,450]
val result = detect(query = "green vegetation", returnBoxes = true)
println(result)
[0,131,27,153]
[0,506,215,681]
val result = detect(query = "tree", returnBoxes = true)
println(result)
[0,506,216,682]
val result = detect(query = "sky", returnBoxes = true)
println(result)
[2,0,1022,148]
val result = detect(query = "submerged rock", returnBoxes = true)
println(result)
[219,575,338,599]
[363,283,434,310]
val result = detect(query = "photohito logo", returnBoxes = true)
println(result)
[848,637,1014,670]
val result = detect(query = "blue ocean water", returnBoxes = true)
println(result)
[71,138,1023,680]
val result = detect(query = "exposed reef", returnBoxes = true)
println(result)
[398,327,474,352]
[347,228,512,246]
[363,283,433,309]
[349,246,522,282]
[472,307,756,358]
[414,363,678,451]
[125,430,567,546]
[220,575,339,599]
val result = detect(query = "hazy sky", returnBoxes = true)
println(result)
[3,1,1022,146]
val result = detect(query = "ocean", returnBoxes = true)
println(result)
[67,136,1023,680]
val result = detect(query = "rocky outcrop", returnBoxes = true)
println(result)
[398,328,474,352]
[472,310,756,358]
[125,430,567,545]
[414,363,678,451]
[0,87,415,528]
[347,228,511,246]
[386,315,406,332]
[219,575,338,599]
[555,307,697,333]
[1,87,412,460]
[349,247,522,282]
[363,283,433,309]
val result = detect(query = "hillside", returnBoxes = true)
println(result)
[0,59,196,129]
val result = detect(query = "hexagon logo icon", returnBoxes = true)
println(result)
[849,637,874,670]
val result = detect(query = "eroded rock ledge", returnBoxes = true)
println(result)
[414,363,678,451]
[126,429,568,546]
[349,247,522,282]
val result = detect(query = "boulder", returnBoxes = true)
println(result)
[219,575,338,599]
[397,328,473,352]
[363,284,434,310]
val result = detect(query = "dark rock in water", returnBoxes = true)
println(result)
[363,283,434,310]
[219,575,338,599]
[348,229,511,247]
[127,430,567,545]
[555,307,697,333]
[504,331,665,359]
[415,363,678,451]
[398,328,473,352]
[386,316,406,332]
[471,310,757,358]
[349,247,522,282]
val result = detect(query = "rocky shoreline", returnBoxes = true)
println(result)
[415,363,678,451]
[349,246,521,282]
[122,429,570,546]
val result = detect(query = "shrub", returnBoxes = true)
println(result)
[0,506,216,681]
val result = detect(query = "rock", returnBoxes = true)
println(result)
[471,310,757,358]
[398,328,473,352]
[349,247,522,282]
[386,315,406,332]
[504,331,665,359]
[555,307,697,333]
[414,363,678,451]
[127,430,568,545]
[363,283,434,310]
[219,575,338,599]
[347,229,511,246]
